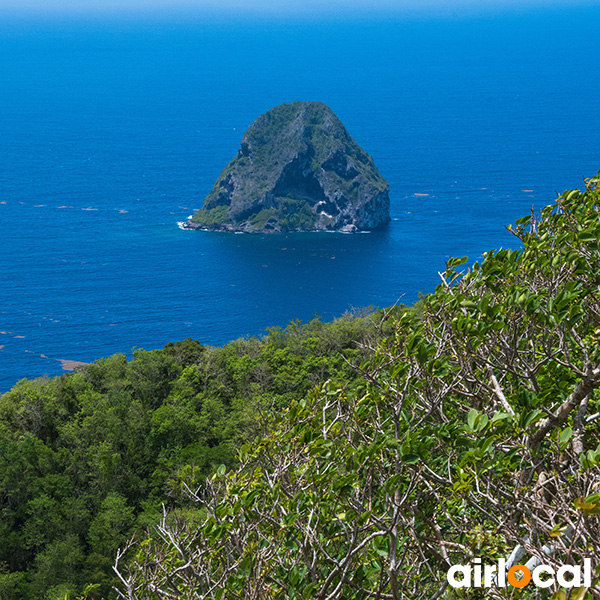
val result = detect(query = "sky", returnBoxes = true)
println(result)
[0,0,596,19]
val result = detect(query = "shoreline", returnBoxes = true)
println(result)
[177,218,387,234]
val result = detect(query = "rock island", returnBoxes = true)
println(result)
[182,101,391,233]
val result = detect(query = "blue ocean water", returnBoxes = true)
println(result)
[1,7,599,391]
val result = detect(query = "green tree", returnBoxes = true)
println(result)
[0,302,377,598]
[114,175,600,599]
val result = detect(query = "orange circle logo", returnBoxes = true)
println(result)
[507,565,532,588]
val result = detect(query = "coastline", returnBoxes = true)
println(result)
[177,218,383,234]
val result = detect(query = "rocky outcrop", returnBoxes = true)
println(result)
[184,101,390,233]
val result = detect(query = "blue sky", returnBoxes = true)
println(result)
[0,0,595,18]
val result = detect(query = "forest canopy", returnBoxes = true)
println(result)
[0,313,379,600]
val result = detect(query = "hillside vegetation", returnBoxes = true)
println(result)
[0,315,380,600]
[117,175,600,599]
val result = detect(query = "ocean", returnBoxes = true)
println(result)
[1,5,599,391]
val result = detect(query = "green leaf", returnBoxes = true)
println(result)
[478,437,495,455]
[384,474,401,494]
[515,215,532,226]
[549,523,568,537]
[575,493,600,514]
[522,409,545,429]
[491,411,512,423]
[460,300,477,309]
[574,497,596,510]
[559,427,573,447]
[240,555,252,576]
[447,256,469,269]
[402,453,420,464]
[569,587,587,600]
[476,414,489,431]
[467,409,478,430]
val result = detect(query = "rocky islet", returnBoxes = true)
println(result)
[183,101,391,233]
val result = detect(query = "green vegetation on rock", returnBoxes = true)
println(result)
[190,205,231,228]
[187,101,391,233]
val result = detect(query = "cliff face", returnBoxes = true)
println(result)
[185,101,390,233]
